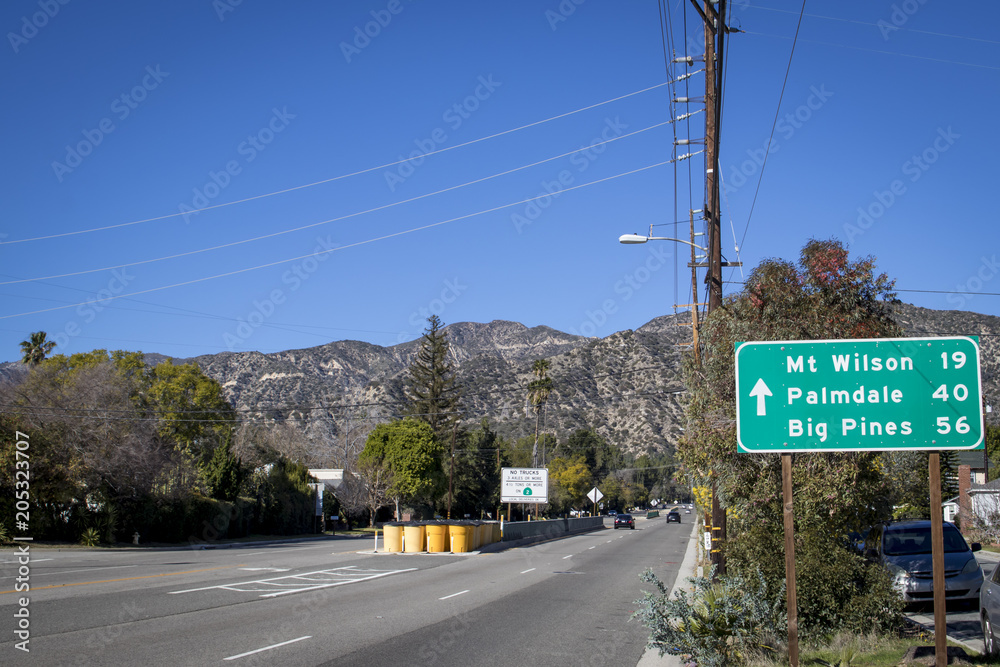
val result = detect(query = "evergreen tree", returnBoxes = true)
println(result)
[405,315,461,440]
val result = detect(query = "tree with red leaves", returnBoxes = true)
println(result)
[677,238,906,638]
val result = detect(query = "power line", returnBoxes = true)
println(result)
[3,82,676,246]
[744,5,1000,46]
[1,158,680,321]
[737,0,808,255]
[3,120,677,287]
[743,31,1000,72]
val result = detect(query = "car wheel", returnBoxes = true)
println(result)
[985,612,997,657]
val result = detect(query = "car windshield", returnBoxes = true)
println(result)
[883,525,970,555]
[617,515,631,520]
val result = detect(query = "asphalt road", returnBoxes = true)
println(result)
[905,548,1000,656]
[0,517,687,666]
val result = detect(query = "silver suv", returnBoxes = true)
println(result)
[865,519,983,605]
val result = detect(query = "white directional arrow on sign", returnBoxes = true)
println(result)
[749,378,772,416]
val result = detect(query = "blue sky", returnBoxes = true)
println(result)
[2,1,998,362]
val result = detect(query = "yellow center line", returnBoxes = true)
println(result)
[0,564,246,595]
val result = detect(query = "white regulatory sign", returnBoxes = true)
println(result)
[501,468,548,504]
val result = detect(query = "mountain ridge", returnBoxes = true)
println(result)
[2,304,997,461]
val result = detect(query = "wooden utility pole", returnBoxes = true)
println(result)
[701,0,727,578]
[446,421,457,520]
[782,453,799,667]
[929,453,947,667]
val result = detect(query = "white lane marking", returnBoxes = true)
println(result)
[0,558,53,564]
[239,568,290,572]
[169,566,416,598]
[520,568,536,574]
[588,546,595,550]
[562,555,572,560]
[439,590,469,600]
[224,636,311,661]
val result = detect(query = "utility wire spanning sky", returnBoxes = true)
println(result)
[2,1,998,362]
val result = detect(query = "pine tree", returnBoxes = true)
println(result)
[405,315,461,440]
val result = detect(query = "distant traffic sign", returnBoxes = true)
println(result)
[501,468,548,504]
[735,337,984,452]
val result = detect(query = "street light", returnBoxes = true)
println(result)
[618,233,707,252]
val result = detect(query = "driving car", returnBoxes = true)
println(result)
[614,514,634,530]
[864,519,983,606]
[666,510,681,523]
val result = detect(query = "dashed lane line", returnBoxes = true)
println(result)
[224,636,311,661]
[439,590,469,600]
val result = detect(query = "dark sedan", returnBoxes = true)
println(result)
[666,510,681,523]
[614,514,635,530]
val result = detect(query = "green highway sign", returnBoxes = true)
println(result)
[735,337,984,453]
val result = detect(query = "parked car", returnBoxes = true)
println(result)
[982,558,1000,655]
[864,519,983,606]
[614,514,635,530]
[666,511,682,523]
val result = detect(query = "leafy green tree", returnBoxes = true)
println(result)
[148,360,236,466]
[678,239,903,637]
[359,419,444,517]
[19,331,56,366]
[405,315,461,441]
[548,455,592,513]
[988,425,1000,481]
[447,418,504,519]
[559,429,621,481]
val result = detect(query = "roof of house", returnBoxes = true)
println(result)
[957,450,988,469]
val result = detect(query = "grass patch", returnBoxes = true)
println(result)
[745,630,994,666]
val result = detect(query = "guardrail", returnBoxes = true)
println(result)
[500,516,605,542]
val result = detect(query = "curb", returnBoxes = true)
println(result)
[636,519,701,667]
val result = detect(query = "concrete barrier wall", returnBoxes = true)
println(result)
[501,516,604,542]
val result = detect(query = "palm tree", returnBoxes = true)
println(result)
[19,331,56,366]
[527,359,552,466]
